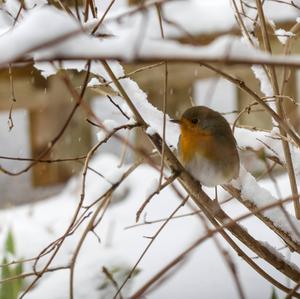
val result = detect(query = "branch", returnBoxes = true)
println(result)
[103,61,300,287]
[224,184,300,252]
[255,0,300,219]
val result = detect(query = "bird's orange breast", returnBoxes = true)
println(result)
[179,125,216,164]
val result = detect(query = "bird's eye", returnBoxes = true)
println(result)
[191,118,198,124]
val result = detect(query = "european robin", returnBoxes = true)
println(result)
[171,106,240,187]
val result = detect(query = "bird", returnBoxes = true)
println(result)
[171,106,240,191]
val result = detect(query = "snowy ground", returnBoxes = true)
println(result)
[0,153,298,299]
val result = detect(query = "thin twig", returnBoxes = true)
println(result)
[7,65,16,131]
[136,173,178,222]
[113,196,189,299]
[18,61,93,299]
[156,3,168,187]
[131,220,300,299]
[102,266,124,299]
[69,194,112,299]
[91,0,116,34]
[224,184,300,252]
[197,212,246,299]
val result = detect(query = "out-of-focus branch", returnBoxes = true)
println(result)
[255,0,300,219]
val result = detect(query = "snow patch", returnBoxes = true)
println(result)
[275,28,295,45]
[236,166,300,244]
[146,126,157,136]
[103,119,118,131]
[88,77,101,87]
[96,130,107,142]
[251,65,273,97]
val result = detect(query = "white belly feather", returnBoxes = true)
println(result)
[184,154,230,187]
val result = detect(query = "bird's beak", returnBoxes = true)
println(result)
[170,119,181,124]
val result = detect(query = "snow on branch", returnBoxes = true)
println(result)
[0,6,300,68]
